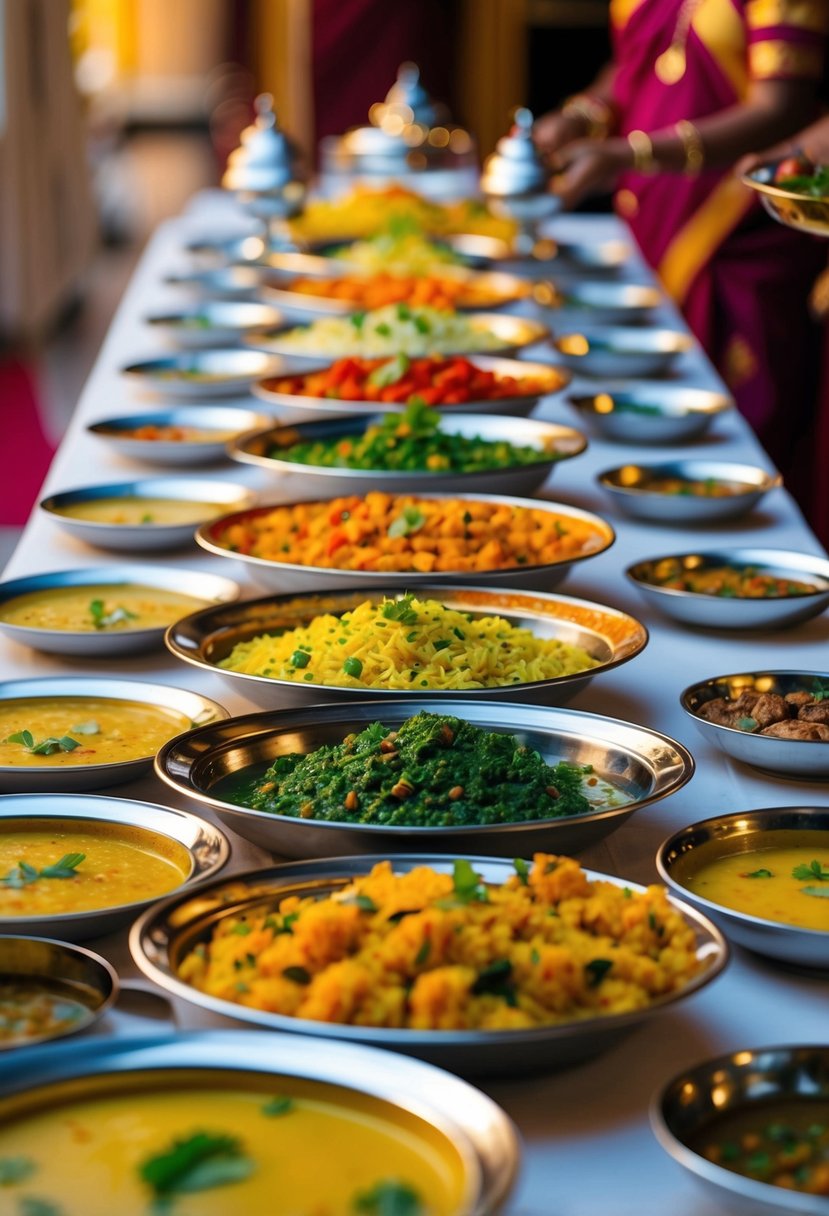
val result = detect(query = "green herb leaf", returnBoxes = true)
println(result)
[261,1096,294,1117]
[451,858,489,905]
[513,858,530,886]
[801,885,829,899]
[585,958,613,988]
[414,939,431,965]
[0,1157,35,1186]
[745,869,774,879]
[139,1132,252,1199]
[350,311,366,330]
[471,959,516,1004]
[381,595,419,625]
[89,599,139,630]
[388,507,426,539]
[792,859,829,882]
[366,353,410,389]
[230,922,252,936]
[736,716,759,732]
[5,731,33,748]
[18,1200,63,1216]
[282,966,312,985]
[353,1180,425,1215]
[39,853,85,879]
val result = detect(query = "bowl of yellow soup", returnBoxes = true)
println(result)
[0,676,227,792]
[0,1030,519,1214]
[0,935,117,1049]
[40,478,255,551]
[657,807,829,969]
[0,565,240,656]
[0,792,229,939]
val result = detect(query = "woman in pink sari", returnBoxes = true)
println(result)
[534,0,828,501]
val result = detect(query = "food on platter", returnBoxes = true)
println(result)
[178,853,703,1030]
[328,230,468,275]
[49,496,229,527]
[0,980,97,1047]
[696,686,829,741]
[693,1101,829,1195]
[0,1084,464,1215]
[0,584,210,633]
[670,830,829,933]
[218,598,600,690]
[287,184,517,242]
[641,560,817,598]
[97,423,239,444]
[0,822,190,917]
[0,698,192,768]
[210,493,609,574]
[221,710,627,827]
[267,305,519,359]
[263,354,555,406]
[773,156,829,196]
[271,400,553,474]
[283,271,528,312]
[631,475,753,498]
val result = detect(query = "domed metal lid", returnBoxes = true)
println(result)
[370,62,446,130]
[481,107,549,198]
[222,93,299,193]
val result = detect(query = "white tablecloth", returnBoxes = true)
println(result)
[4,193,829,1216]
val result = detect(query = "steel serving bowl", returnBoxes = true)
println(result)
[40,477,255,552]
[144,301,284,348]
[546,236,632,272]
[228,413,587,497]
[743,165,829,237]
[184,232,270,265]
[251,354,571,421]
[598,460,781,525]
[155,697,689,859]
[0,936,118,1049]
[130,854,725,1076]
[552,328,693,378]
[163,586,648,711]
[261,271,532,320]
[0,675,227,793]
[535,281,663,326]
[682,670,829,778]
[657,806,829,969]
[0,564,240,657]
[196,491,616,593]
[627,549,829,630]
[440,232,632,273]
[87,406,270,466]
[0,1030,519,1213]
[121,349,284,398]
[0,792,229,940]
[567,383,732,443]
[243,313,550,363]
[652,1045,829,1216]
[163,264,271,296]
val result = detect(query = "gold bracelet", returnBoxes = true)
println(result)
[675,119,704,174]
[627,129,657,173]
[561,93,615,140]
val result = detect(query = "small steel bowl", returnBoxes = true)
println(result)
[537,281,662,325]
[228,413,587,497]
[0,675,227,792]
[0,792,229,940]
[130,854,725,1076]
[657,806,829,969]
[163,264,270,296]
[652,1045,829,1216]
[40,477,255,552]
[184,233,270,266]
[598,460,781,525]
[0,936,117,1050]
[440,232,631,273]
[682,670,829,778]
[568,383,732,443]
[121,349,284,398]
[552,328,693,378]
[251,354,571,421]
[548,236,632,272]
[155,696,690,859]
[144,301,284,348]
[196,491,615,594]
[262,271,532,320]
[0,564,240,657]
[743,165,829,237]
[87,406,270,466]
[0,1030,519,1212]
[244,313,550,364]
[627,549,829,630]
[164,584,648,710]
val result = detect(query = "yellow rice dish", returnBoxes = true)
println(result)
[217,595,600,690]
[179,854,703,1030]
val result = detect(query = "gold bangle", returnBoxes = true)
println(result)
[627,129,656,173]
[675,119,704,174]
[562,93,615,139]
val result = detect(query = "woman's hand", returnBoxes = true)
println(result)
[737,114,829,176]
[551,137,632,209]
[532,109,588,161]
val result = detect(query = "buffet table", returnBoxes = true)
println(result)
[5,194,829,1216]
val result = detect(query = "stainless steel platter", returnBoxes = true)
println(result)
[88,406,269,466]
[121,349,284,398]
[195,491,616,593]
[40,477,255,552]
[552,328,693,378]
[597,460,781,525]
[228,413,587,496]
[627,548,829,630]
[442,232,632,273]
[163,586,647,710]
[546,235,632,272]
[567,383,732,443]
[536,280,662,325]
[743,164,829,237]
[251,354,571,421]
[0,564,239,657]
[682,670,829,778]
[184,232,270,266]
[0,935,118,1050]
[0,675,227,792]
[144,300,283,348]
[652,1045,829,1216]
[130,854,725,1075]
[154,697,691,859]
[0,792,230,940]
[261,271,532,320]
[657,806,829,969]
[0,1030,520,1213]
[163,264,270,296]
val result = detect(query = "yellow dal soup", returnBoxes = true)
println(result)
[0,1076,468,1216]
[0,822,190,916]
[0,584,209,632]
[0,697,192,768]
[673,831,829,932]
[51,497,228,526]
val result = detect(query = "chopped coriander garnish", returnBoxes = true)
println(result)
[261,1095,294,1117]
[585,958,613,987]
[0,853,85,889]
[513,857,530,886]
[139,1131,254,1201]
[352,1181,425,1215]
[792,859,829,883]
[0,1157,35,1186]
[388,507,426,539]
[745,868,773,879]
[88,599,139,630]
[282,966,312,985]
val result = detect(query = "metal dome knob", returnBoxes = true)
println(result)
[480,107,550,199]
[222,93,298,194]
